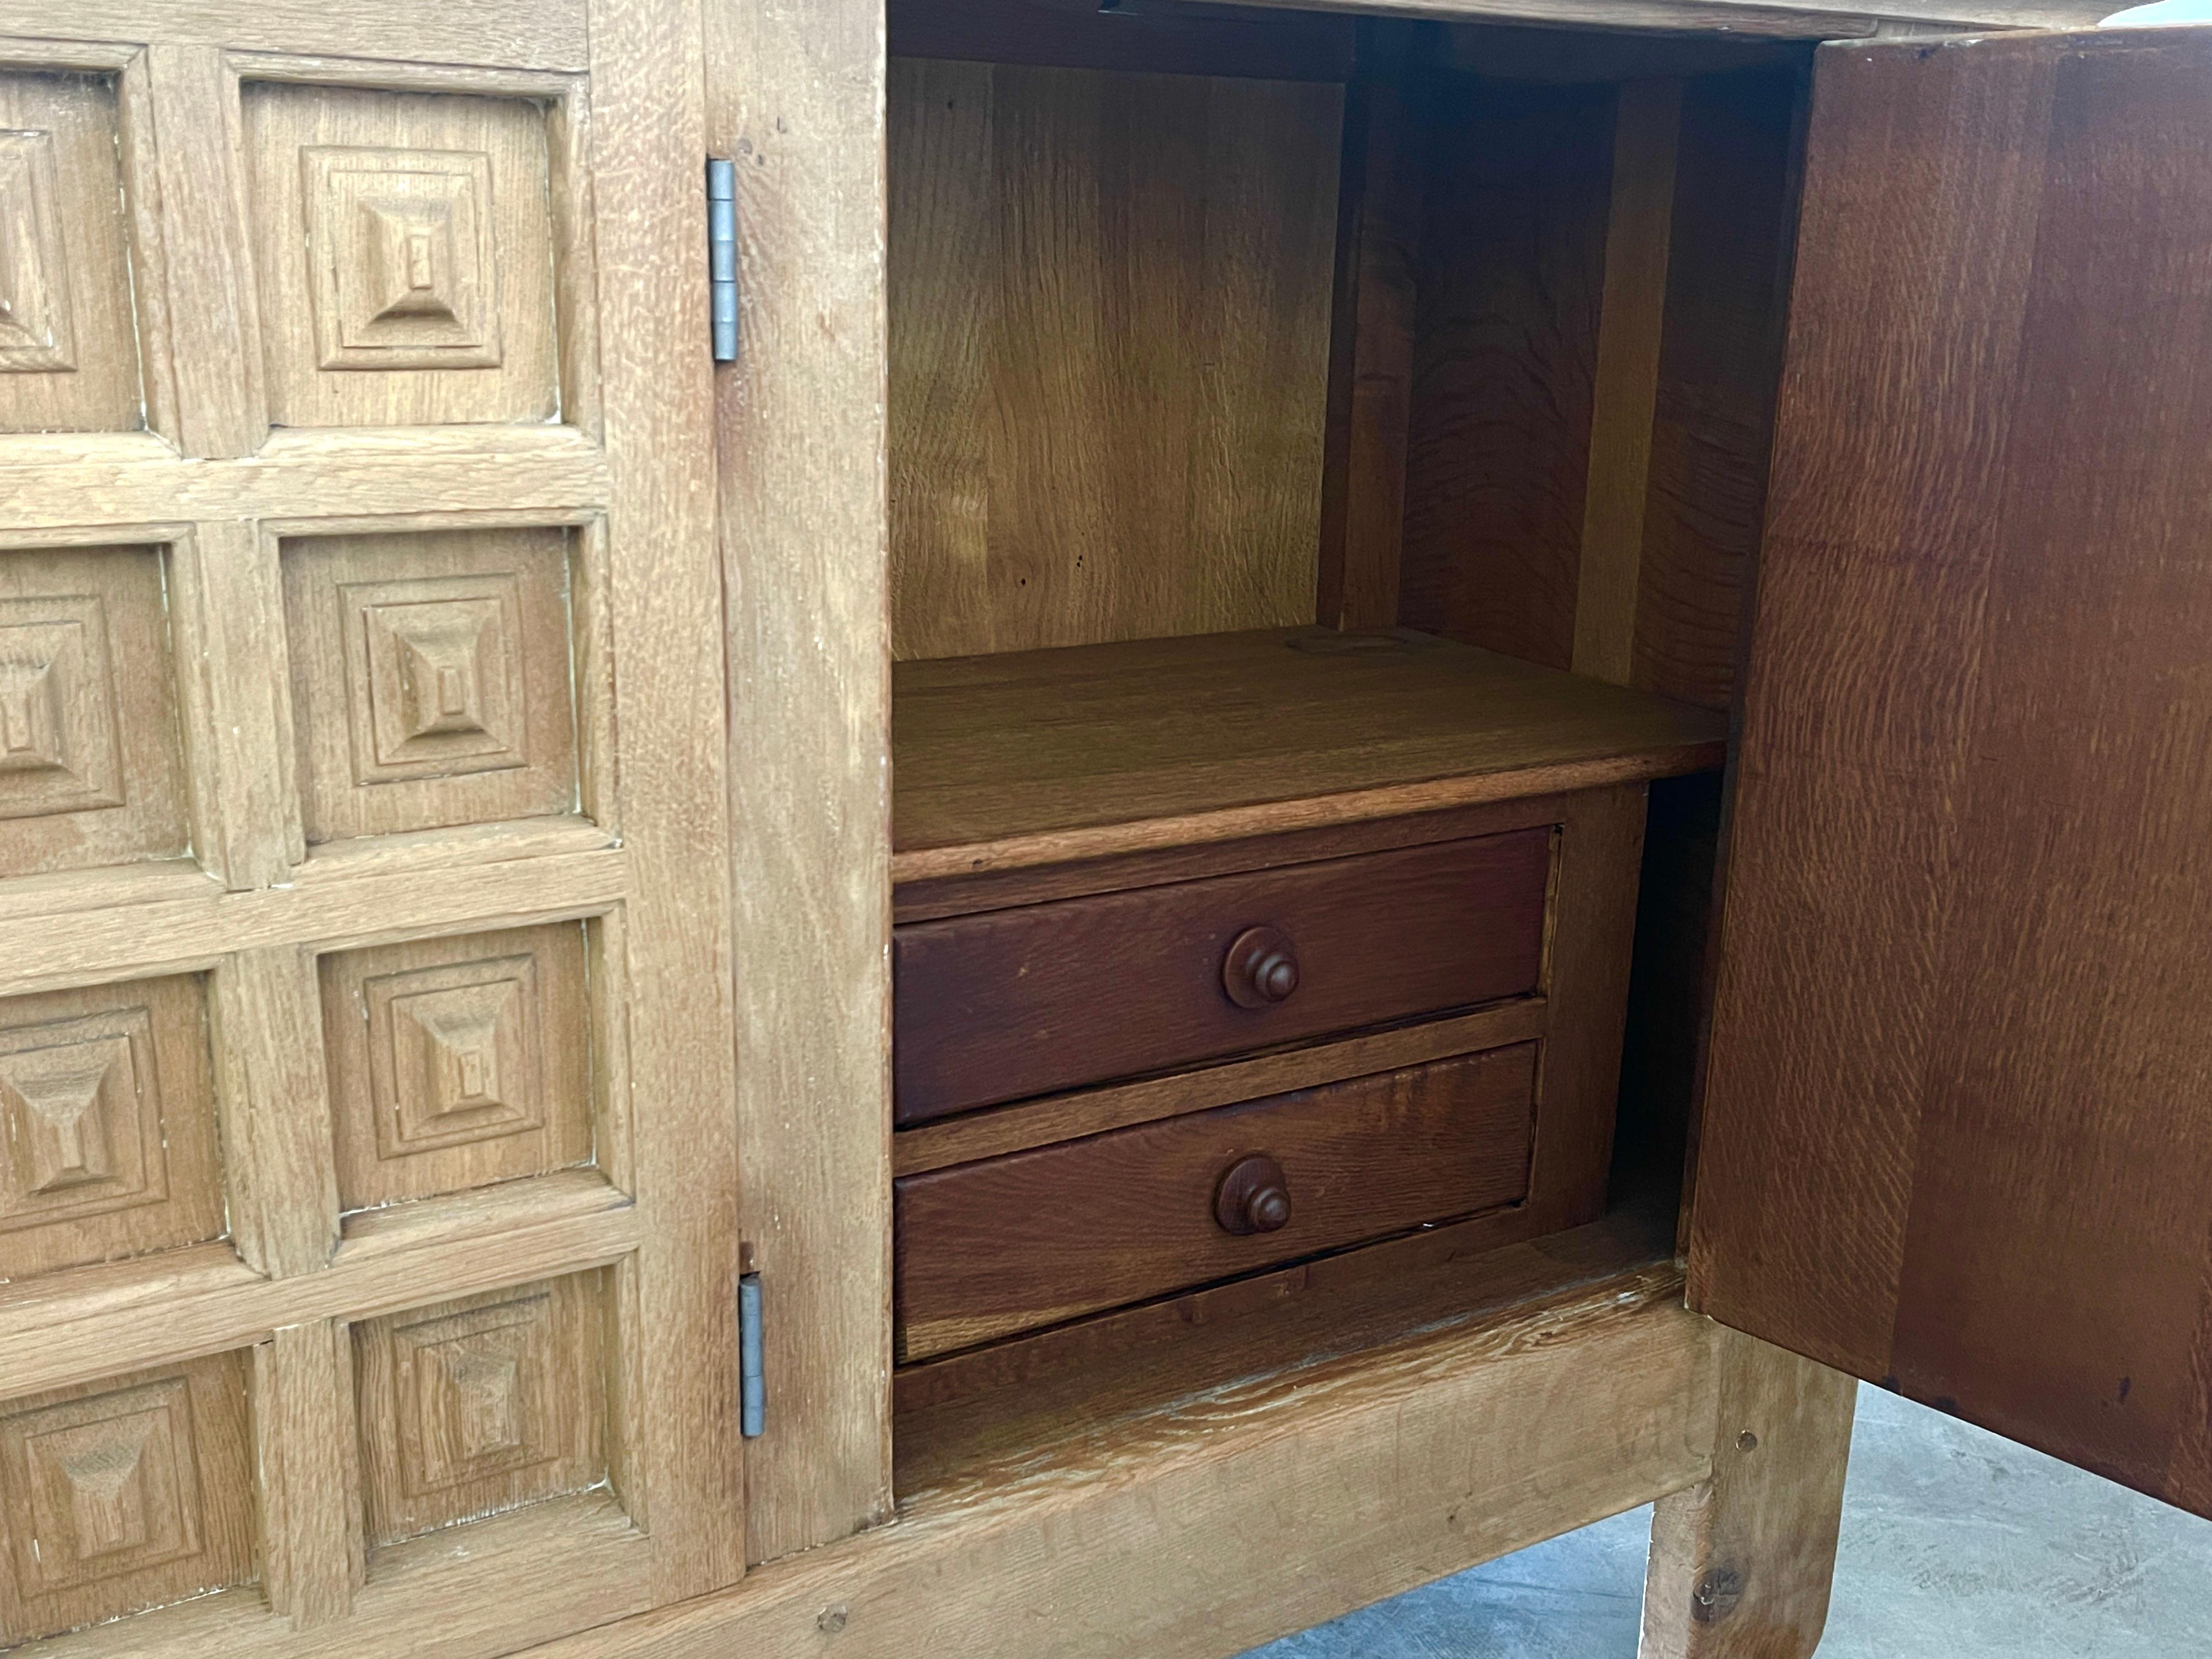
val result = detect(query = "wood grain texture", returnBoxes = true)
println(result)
[254,1321,362,1629]
[0,973,224,1280]
[893,628,1728,878]
[1525,781,1646,1235]
[1398,74,1614,668]
[896,1044,1538,1359]
[889,0,1354,80]
[0,1350,256,1645]
[894,1195,1673,1419]
[888,60,1340,660]
[894,828,1550,1120]
[0,0,589,70]
[1692,29,2212,1517]
[529,1269,1716,1659]
[893,999,1549,1176]
[0,544,192,879]
[0,71,144,434]
[1316,25,1422,633]
[708,0,894,1565]
[212,948,341,1278]
[241,81,562,430]
[1640,1328,1856,1659]
[1574,78,1681,686]
[1634,60,1807,711]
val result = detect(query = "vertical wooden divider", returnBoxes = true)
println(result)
[1317,23,1422,634]
[1575,77,1682,687]
[254,1319,362,1629]
[706,0,895,1565]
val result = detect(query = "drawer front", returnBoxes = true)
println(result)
[895,1043,1537,1360]
[893,828,1550,1123]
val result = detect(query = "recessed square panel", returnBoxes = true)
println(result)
[0,975,223,1282]
[245,81,560,427]
[351,1273,606,1549]
[305,145,503,371]
[0,1353,254,1645]
[0,547,189,879]
[0,72,144,433]
[321,922,593,1214]
[282,527,580,845]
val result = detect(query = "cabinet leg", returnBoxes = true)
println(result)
[1639,1325,1858,1658]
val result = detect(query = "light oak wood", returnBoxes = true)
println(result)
[0,1171,636,1403]
[0,2,746,1647]
[889,59,1341,660]
[0,72,143,434]
[0,1351,257,1644]
[1575,78,1681,686]
[894,628,1726,878]
[212,947,342,1278]
[534,1268,1716,1659]
[0,973,225,1281]
[707,0,894,1567]
[352,1272,608,1548]
[255,1320,363,1630]
[318,922,594,1215]
[892,999,1549,1176]
[1640,1330,1857,1659]
[0,543,191,877]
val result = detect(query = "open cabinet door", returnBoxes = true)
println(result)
[1692,25,2212,1516]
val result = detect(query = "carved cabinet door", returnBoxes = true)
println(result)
[0,0,741,1652]
[1693,26,2212,1522]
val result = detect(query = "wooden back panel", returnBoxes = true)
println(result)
[888,57,1342,661]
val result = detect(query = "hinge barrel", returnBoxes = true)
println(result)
[708,158,739,363]
[739,1272,765,1438]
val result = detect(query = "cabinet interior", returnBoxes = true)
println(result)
[886,0,1812,1479]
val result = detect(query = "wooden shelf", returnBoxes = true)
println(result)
[893,628,1729,881]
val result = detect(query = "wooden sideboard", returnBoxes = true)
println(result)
[3,0,2210,1655]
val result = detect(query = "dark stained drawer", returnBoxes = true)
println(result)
[894,1043,1537,1360]
[892,828,1550,1124]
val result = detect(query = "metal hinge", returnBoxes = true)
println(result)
[739,1271,765,1438]
[707,158,738,363]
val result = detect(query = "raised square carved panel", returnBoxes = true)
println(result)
[282,528,580,845]
[322,922,593,1214]
[0,73,143,434]
[0,547,189,880]
[0,129,75,373]
[246,82,561,427]
[0,975,222,1282]
[345,576,528,785]
[352,1273,606,1548]
[305,145,503,371]
[0,1353,254,1645]
[0,597,125,818]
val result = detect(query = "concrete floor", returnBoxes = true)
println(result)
[1245,1384,2212,1658]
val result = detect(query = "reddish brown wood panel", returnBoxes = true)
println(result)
[1397,75,1615,668]
[1692,30,2212,1516]
[894,829,1550,1122]
[888,0,1354,81]
[896,1043,1538,1359]
[1632,59,1807,711]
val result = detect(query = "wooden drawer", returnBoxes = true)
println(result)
[895,1043,1538,1360]
[893,828,1551,1123]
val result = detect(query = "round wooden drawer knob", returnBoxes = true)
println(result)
[1215,1154,1292,1236]
[1223,926,1300,1008]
